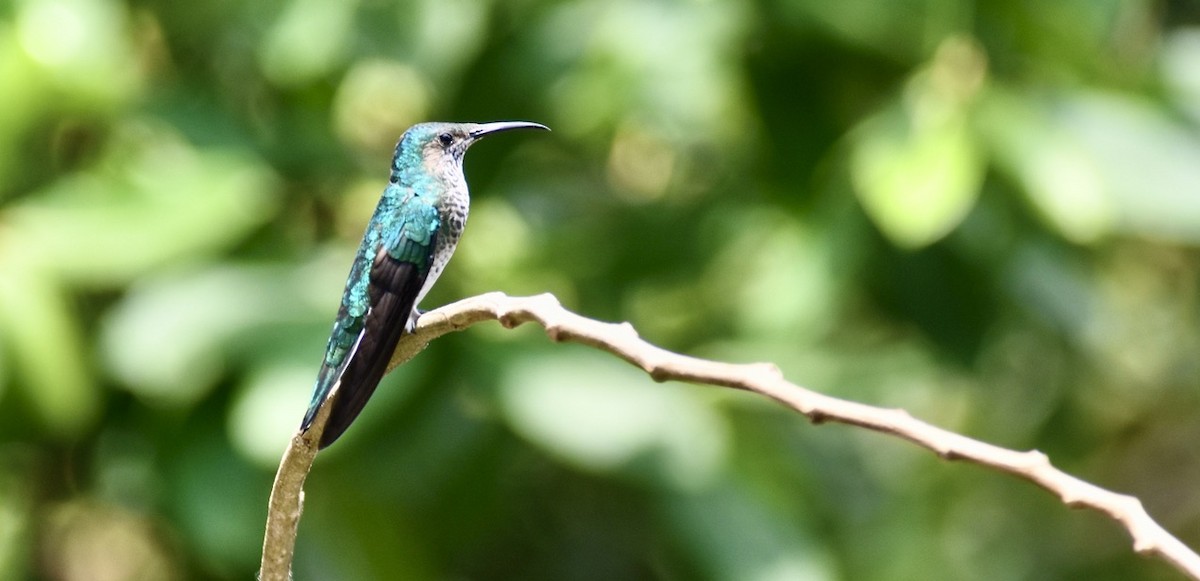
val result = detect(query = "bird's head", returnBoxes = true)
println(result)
[391,121,549,184]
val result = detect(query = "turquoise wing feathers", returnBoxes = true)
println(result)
[301,196,440,446]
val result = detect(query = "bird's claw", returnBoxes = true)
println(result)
[404,308,427,333]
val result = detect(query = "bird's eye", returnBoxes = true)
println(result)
[438,133,454,147]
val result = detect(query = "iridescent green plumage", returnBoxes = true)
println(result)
[302,121,548,448]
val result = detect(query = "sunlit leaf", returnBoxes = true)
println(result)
[851,107,983,248]
[14,0,141,102]
[851,37,987,248]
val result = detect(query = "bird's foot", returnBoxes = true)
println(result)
[405,308,427,333]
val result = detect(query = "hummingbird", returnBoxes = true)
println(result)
[301,120,549,448]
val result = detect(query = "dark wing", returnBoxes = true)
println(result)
[304,202,441,448]
[317,246,432,448]
[300,259,368,436]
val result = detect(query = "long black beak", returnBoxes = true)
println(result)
[469,121,550,140]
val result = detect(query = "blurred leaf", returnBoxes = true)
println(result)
[1002,241,1095,341]
[100,257,342,407]
[7,122,278,287]
[0,24,44,193]
[333,60,432,153]
[984,88,1200,245]
[259,0,356,86]
[14,0,141,102]
[1057,91,1200,243]
[1161,27,1200,123]
[662,481,835,581]
[0,448,35,581]
[777,0,965,61]
[851,106,982,248]
[851,37,987,248]
[544,0,751,144]
[0,0,1198,578]
[228,363,313,467]
[978,88,1113,243]
[167,433,266,574]
[500,350,728,490]
[455,197,533,286]
[704,209,837,341]
[41,500,181,581]
[0,257,98,437]
[406,0,490,79]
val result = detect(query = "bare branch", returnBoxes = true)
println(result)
[260,292,1200,580]
[259,387,328,581]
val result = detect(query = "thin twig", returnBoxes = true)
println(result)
[259,292,1200,580]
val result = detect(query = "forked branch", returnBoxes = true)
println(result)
[260,292,1200,581]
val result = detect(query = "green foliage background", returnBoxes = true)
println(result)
[1,0,1199,579]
